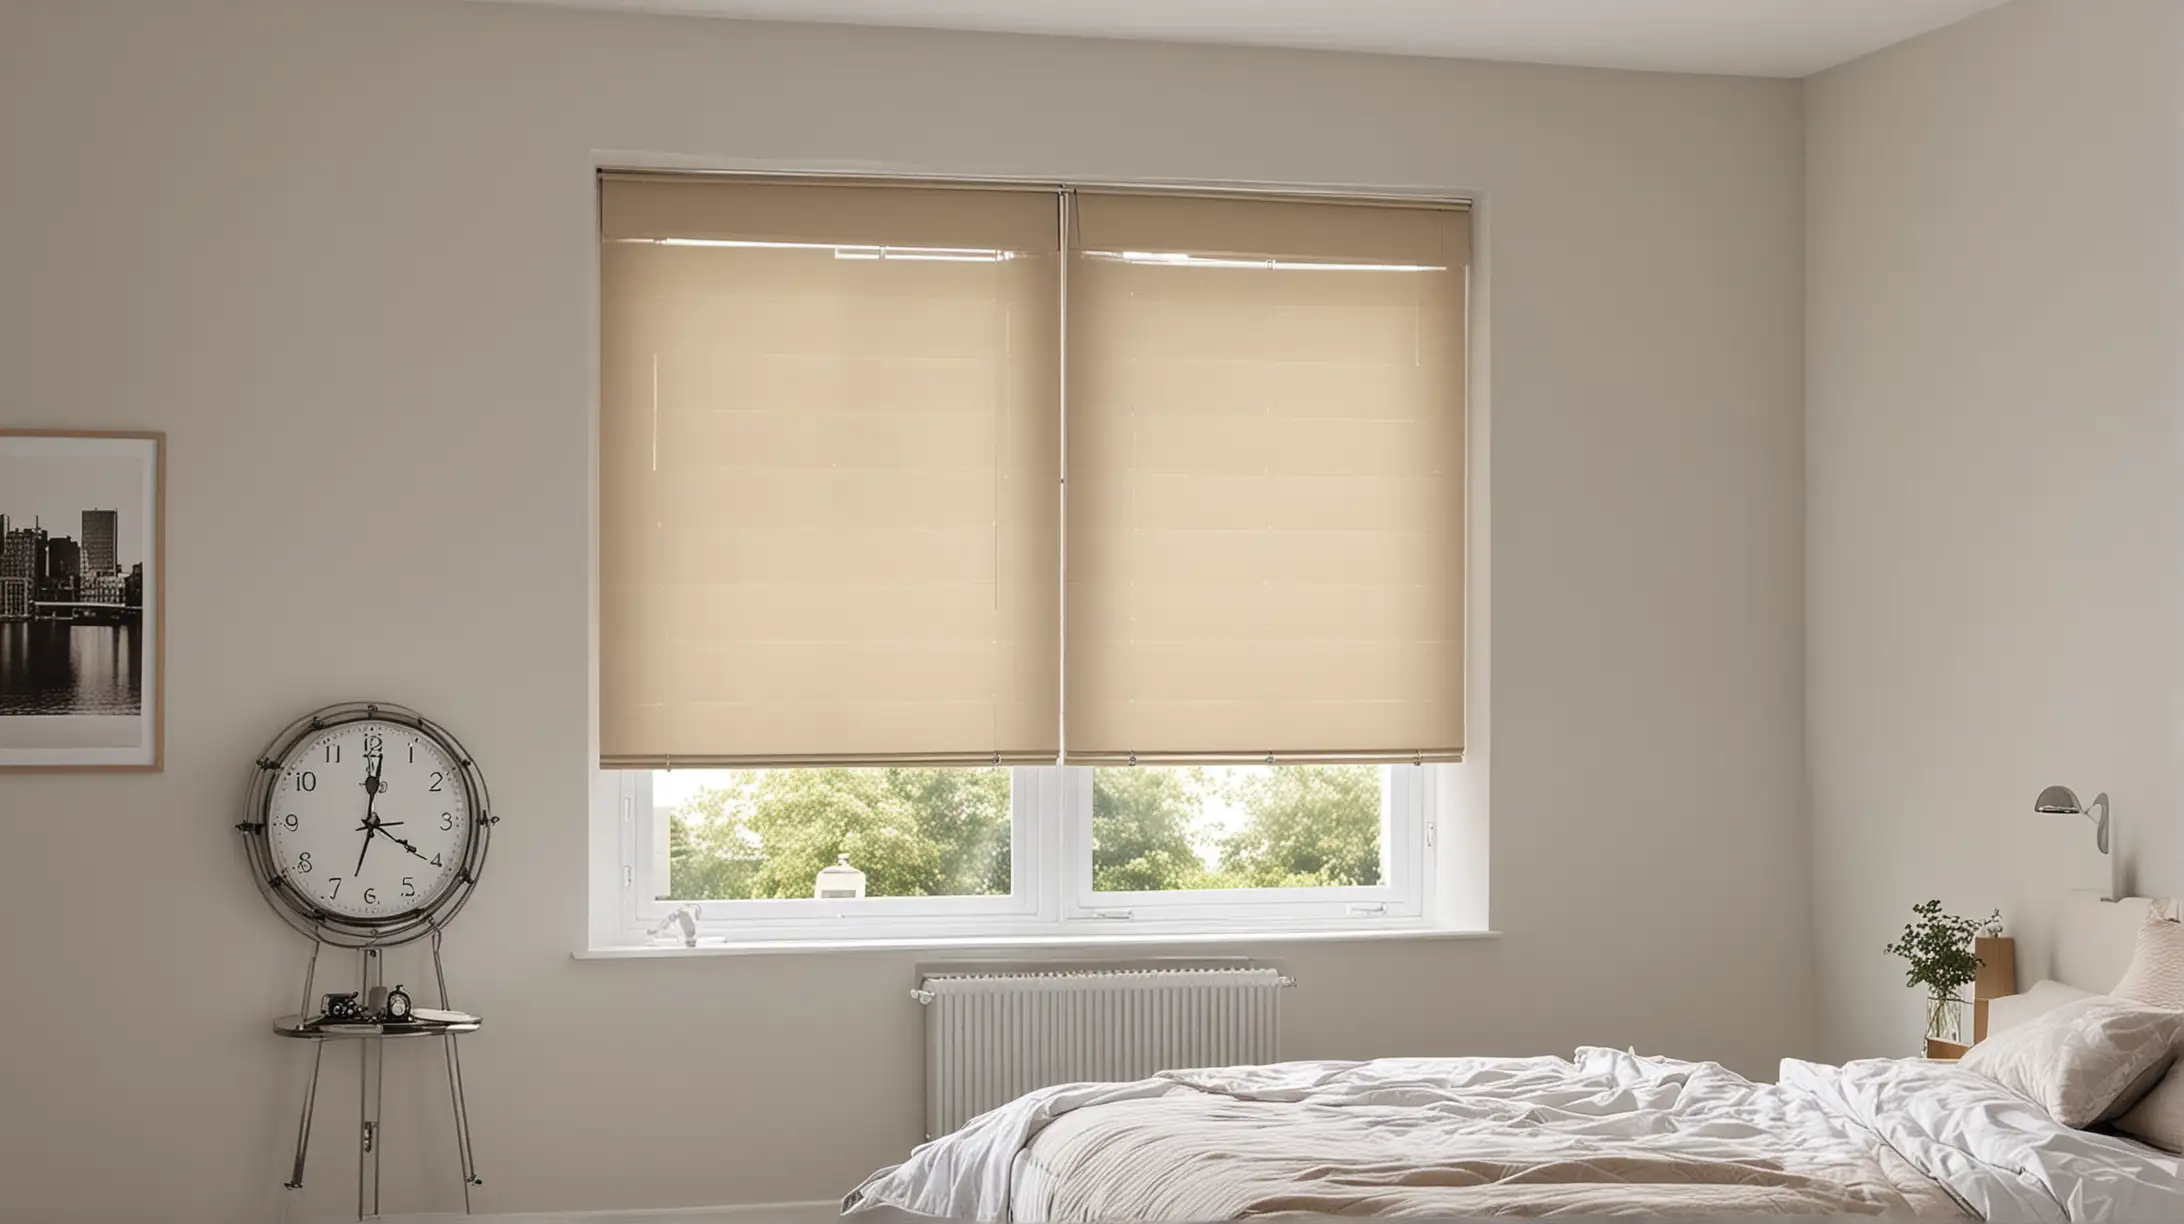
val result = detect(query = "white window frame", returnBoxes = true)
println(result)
[585,168,1478,951]
[600,763,1436,946]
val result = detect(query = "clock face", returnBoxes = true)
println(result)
[264,720,472,922]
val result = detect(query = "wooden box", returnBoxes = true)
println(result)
[1972,936,2017,1044]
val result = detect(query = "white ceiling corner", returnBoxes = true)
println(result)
[465,0,2011,78]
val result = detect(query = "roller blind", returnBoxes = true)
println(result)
[599,177,1062,767]
[1064,192,1468,764]
[599,177,1468,769]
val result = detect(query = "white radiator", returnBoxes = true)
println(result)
[913,964,1289,1139]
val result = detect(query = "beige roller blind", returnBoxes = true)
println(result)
[1065,191,1468,764]
[600,176,1061,767]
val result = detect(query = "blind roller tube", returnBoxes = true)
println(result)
[603,177,1065,251]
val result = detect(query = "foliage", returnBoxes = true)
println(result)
[1216,766,1382,888]
[1089,767,1218,892]
[664,763,1385,900]
[666,767,1009,900]
[1087,765,1383,891]
[1883,900,1999,1002]
[667,795,761,901]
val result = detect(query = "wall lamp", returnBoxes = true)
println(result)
[2034,785,2121,901]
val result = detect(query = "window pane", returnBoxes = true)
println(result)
[1090,764,1386,892]
[650,767,1011,900]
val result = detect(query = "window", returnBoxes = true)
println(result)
[616,763,1430,938]
[596,174,1467,945]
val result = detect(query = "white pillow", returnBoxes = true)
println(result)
[2110,899,2184,1152]
[1959,995,2183,1128]
[2116,1063,2184,1153]
[2112,900,2184,1010]
[1987,980,2094,1037]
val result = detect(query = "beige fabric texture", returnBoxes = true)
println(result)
[2116,1063,2184,1154]
[600,177,1474,767]
[598,176,1062,766]
[1959,995,2183,1128]
[2112,899,2184,1152]
[1064,192,1469,763]
[2113,900,2184,1010]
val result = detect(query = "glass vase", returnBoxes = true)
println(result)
[1926,992,1966,1045]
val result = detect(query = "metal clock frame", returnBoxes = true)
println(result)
[240,701,495,1218]
[240,700,495,949]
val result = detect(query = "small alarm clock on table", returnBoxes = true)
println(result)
[384,986,414,1023]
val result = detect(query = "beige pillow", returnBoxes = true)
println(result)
[2116,1063,2184,1153]
[2112,900,2184,1010]
[1959,995,2183,1127]
[2111,899,2184,1152]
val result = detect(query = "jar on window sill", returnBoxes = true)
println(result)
[816,854,866,900]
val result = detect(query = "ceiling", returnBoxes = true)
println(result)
[474,0,2010,77]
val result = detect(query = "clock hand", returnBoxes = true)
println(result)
[364,753,385,820]
[379,828,437,865]
[351,750,387,875]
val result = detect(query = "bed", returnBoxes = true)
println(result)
[846,895,2184,1222]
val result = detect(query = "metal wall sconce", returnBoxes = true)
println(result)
[2034,785,2122,901]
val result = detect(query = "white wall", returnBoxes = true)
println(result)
[0,1,1809,1219]
[1806,0,2184,1061]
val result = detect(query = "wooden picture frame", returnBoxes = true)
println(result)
[0,429,164,771]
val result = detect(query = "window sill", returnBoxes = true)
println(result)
[575,926,1500,959]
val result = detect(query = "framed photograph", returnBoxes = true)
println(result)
[0,430,163,770]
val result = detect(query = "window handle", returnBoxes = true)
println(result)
[1091,909,1134,921]
[1346,902,1387,916]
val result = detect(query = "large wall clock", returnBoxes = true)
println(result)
[239,702,494,948]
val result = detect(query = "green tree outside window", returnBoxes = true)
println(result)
[663,764,1384,900]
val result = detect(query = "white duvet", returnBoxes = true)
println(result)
[845,1050,2184,1222]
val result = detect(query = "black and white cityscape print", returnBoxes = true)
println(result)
[0,451,148,718]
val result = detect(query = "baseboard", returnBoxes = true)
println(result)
[367,1199,846,1224]
[711,1202,842,1223]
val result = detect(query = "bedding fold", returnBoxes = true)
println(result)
[847,1050,2016,1221]
[1783,1057,2184,1222]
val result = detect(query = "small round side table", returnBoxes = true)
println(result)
[272,943,483,1219]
